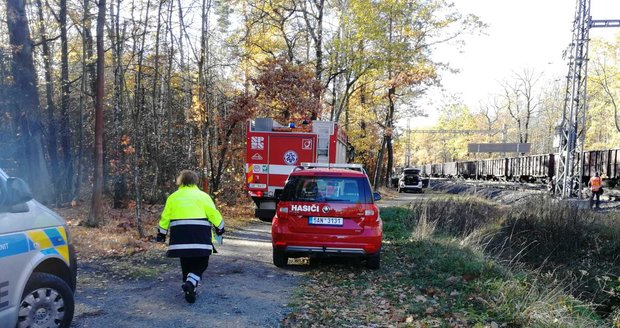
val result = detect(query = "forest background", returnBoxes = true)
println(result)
[0,0,619,229]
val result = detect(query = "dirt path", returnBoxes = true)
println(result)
[71,221,303,328]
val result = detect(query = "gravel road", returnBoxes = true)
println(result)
[71,221,303,328]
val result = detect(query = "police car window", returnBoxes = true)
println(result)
[281,176,371,203]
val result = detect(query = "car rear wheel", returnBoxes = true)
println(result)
[273,248,288,267]
[18,272,74,328]
[366,251,380,270]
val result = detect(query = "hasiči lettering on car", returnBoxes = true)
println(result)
[290,204,320,212]
[272,163,383,270]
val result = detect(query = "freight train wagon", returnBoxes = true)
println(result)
[423,148,620,186]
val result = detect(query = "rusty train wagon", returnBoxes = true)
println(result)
[442,162,457,177]
[484,157,508,179]
[455,161,476,178]
[422,164,432,177]
[430,163,441,176]
[582,148,620,185]
[422,148,620,184]
[505,154,555,182]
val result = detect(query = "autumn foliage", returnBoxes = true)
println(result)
[251,57,323,123]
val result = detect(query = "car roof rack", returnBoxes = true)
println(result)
[294,162,365,172]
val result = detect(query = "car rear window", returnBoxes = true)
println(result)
[403,168,420,175]
[281,176,372,203]
[403,175,420,184]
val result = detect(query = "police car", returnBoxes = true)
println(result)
[0,168,76,328]
[271,163,382,269]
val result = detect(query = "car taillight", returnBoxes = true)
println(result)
[249,190,263,197]
[363,206,380,225]
[277,206,289,220]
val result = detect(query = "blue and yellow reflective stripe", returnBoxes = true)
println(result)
[27,227,69,264]
[44,228,66,247]
[27,230,53,249]
[0,227,69,264]
[0,233,30,258]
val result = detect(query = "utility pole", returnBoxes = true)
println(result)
[555,0,619,198]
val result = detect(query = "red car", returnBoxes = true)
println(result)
[271,163,383,269]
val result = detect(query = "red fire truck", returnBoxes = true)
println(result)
[246,118,348,221]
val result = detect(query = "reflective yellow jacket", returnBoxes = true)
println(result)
[158,185,224,241]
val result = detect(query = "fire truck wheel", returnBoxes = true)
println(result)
[273,248,288,268]
[259,216,273,222]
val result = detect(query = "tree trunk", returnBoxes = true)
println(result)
[111,0,128,209]
[385,86,396,186]
[372,138,387,190]
[130,0,152,236]
[34,0,59,204]
[87,0,106,227]
[59,0,73,203]
[6,0,53,203]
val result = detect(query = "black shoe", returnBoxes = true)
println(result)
[182,281,196,303]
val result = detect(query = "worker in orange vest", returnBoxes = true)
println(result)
[588,172,603,209]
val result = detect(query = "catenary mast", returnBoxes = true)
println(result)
[555,0,620,198]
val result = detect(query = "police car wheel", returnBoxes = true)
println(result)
[273,248,288,268]
[17,272,75,328]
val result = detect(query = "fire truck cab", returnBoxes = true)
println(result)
[246,118,348,221]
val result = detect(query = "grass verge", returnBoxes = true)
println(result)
[283,197,620,327]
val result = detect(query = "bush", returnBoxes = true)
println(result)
[407,196,503,236]
[487,198,598,264]
[401,196,620,320]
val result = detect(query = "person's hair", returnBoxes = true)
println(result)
[596,171,600,176]
[176,170,199,186]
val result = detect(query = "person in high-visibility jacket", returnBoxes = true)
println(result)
[588,172,603,209]
[155,170,225,303]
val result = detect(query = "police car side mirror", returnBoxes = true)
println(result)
[373,192,382,201]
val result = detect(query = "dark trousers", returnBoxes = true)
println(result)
[180,256,210,281]
[590,190,602,208]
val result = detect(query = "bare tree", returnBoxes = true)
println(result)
[34,0,60,202]
[87,0,107,227]
[58,0,73,203]
[502,69,541,144]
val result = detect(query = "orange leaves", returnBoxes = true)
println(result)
[228,94,258,124]
[120,135,131,146]
[385,66,437,90]
[251,57,323,122]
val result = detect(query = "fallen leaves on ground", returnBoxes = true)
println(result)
[56,200,255,263]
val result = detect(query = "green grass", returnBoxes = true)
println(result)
[284,197,618,327]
